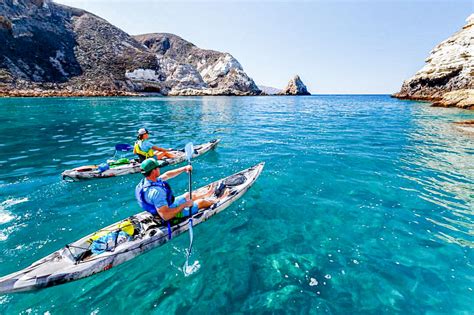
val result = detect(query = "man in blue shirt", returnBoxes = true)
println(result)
[135,159,218,221]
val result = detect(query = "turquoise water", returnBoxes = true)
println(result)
[0,96,473,314]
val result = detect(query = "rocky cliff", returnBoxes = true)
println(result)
[278,75,311,95]
[394,14,473,109]
[0,0,260,96]
[0,0,83,88]
[132,33,261,95]
[432,89,474,109]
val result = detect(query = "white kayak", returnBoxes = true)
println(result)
[61,139,220,181]
[0,162,264,294]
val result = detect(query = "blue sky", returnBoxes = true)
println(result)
[55,0,472,94]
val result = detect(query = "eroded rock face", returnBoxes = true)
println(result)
[394,14,474,104]
[278,75,310,95]
[0,0,155,92]
[0,2,260,96]
[134,33,261,95]
[69,12,157,91]
[0,0,83,85]
[432,89,474,109]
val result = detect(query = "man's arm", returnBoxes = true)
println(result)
[157,200,193,221]
[160,165,192,181]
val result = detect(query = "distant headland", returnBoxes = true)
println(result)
[0,0,310,97]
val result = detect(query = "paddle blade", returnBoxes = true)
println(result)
[115,144,132,152]
[184,142,194,161]
[183,220,200,276]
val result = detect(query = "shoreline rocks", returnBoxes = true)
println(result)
[432,89,474,109]
[0,89,140,97]
[393,14,474,109]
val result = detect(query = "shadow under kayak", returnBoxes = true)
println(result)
[61,139,220,181]
[0,162,264,294]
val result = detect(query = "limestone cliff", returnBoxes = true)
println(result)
[133,33,261,95]
[394,14,474,109]
[432,89,474,109]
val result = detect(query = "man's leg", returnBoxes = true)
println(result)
[195,199,214,209]
[155,152,166,160]
[163,151,176,158]
[155,151,175,160]
[195,188,231,209]
[184,183,216,201]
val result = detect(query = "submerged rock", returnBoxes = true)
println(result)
[278,75,311,95]
[454,120,474,125]
[453,119,474,133]
[394,14,474,109]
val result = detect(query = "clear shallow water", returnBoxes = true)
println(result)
[0,95,473,314]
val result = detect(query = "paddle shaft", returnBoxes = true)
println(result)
[184,142,194,262]
[186,160,194,259]
[188,161,193,207]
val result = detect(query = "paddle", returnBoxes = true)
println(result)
[115,143,133,152]
[184,142,194,205]
[183,142,198,276]
[112,143,133,161]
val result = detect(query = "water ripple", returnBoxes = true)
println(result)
[0,96,472,313]
[401,106,474,248]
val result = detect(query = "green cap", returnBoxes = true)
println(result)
[140,159,165,173]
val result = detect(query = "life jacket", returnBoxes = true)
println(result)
[135,178,175,216]
[134,140,154,159]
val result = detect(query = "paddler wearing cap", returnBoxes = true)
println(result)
[135,159,221,221]
[133,128,176,162]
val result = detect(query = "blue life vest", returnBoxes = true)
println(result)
[135,178,175,216]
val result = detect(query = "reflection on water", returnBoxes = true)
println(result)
[200,96,235,125]
[401,105,474,247]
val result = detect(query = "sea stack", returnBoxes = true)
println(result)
[278,75,311,95]
[393,14,474,109]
